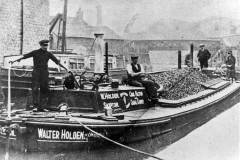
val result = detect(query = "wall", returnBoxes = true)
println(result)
[66,37,220,54]
[122,39,220,54]
[0,0,49,65]
[64,37,220,70]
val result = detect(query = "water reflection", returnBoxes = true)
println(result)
[0,101,237,160]
[150,104,240,160]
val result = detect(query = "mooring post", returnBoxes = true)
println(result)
[178,50,181,69]
[105,42,109,76]
[190,43,194,67]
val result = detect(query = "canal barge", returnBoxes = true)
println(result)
[0,75,239,152]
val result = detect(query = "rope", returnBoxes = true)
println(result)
[13,69,27,77]
[11,61,28,77]
[71,117,164,160]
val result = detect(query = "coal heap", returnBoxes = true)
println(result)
[149,68,210,100]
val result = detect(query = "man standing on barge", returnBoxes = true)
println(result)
[11,40,68,112]
[226,50,236,82]
[197,44,211,70]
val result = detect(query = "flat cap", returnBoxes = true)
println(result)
[131,55,139,59]
[39,39,49,45]
[94,33,104,38]
[199,44,205,47]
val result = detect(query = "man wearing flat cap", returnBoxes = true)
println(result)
[197,44,211,70]
[126,55,160,103]
[225,50,236,82]
[11,39,68,112]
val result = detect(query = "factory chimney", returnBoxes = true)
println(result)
[76,8,84,21]
[96,4,102,26]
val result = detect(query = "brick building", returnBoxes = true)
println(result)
[49,6,221,71]
[0,0,49,65]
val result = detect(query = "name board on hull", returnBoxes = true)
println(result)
[37,128,100,142]
[98,89,147,112]
[0,126,16,137]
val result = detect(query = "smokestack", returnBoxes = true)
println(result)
[76,8,84,21]
[93,33,105,74]
[96,5,102,26]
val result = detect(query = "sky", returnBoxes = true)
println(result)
[49,0,240,34]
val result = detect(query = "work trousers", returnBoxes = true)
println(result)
[128,78,158,99]
[199,60,208,69]
[32,69,49,109]
[227,68,236,80]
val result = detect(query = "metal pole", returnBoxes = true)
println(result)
[5,63,12,160]
[56,19,62,51]
[178,50,181,69]
[123,55,126,67]
[20,0,23,55]
[105,42,109,75]
[190,43,194,67]
[7,63,11,119]
[4,132,10,160]
[61,0,68,54]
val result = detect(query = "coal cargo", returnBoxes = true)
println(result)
[149,68,210,100]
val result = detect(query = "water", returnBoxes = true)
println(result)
[148,103,240,160]
[0,102,238,160]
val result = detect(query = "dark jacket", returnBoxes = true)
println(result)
[22,48,59,70]
[197,49,211,61]
[226,55,236,70]
[185,54,191,66]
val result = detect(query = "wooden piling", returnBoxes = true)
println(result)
[105,42,109,75]
[190,43,194,67]
[178,50,181,69]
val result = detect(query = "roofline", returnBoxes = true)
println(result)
[66,36,220,42]
[66,36,124,41]
[130,39,220,41]
[218,34,240,38]
[206,34,240,39]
